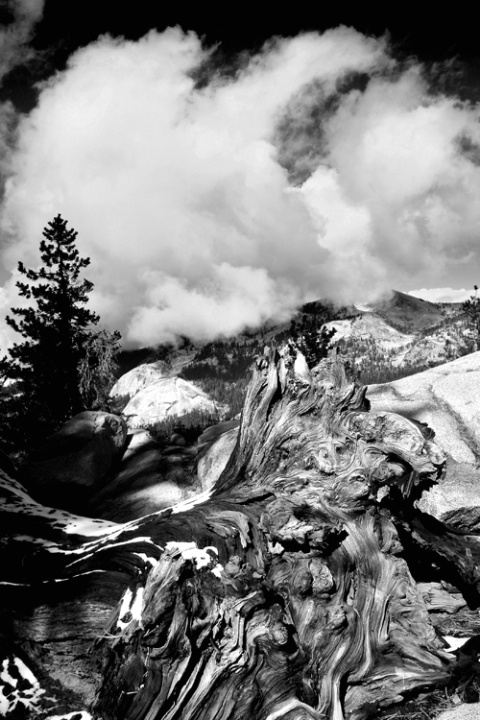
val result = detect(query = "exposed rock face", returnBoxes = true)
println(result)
[121,427,157,460]
[436,704,480,720]
[109,361,169,401]
[196,420,239,490]
[367,352,480,518]
[19,411,128,511]
[122,376,221,429]
[324,313,415,349]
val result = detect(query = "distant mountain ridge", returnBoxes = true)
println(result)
[115,289,474,419]
[367,289,459,332]
[323,289,469,382]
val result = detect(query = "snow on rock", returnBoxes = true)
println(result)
[117,586,144,630]
[165,541,223,577]
[110,361,169,401]
[442,636,471,653]
[61,514,119,537]
[0,467,119,538]
[122,377,222,429]
[367,351,480,518]
[45,713,93,720]
[0,656,45,716]
[169,489,214,515]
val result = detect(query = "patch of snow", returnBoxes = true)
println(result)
[46,713,93,720]
[11,535,56,546]
[1,500,120,539]
[0,689,9,716]
[0,474,37,503]
[131,586,144,621]
[267,541,284,555]
[117,587,133,630]
[13,657,38,686]
[0,656,44,715]
[117,586,144,631]
[165,541,223,576]
[211,563,224,579]
[62,515,119,536]
[1,659,17,687]
[42,571,107,584]
[442,635,471,653]
[48,537,156,563]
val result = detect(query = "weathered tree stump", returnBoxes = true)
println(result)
[2,345,480,719]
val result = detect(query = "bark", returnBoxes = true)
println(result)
[2,345,480,719]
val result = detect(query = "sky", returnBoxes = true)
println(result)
[1,2,480,348]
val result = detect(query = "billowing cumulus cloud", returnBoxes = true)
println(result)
[1,26,480,347]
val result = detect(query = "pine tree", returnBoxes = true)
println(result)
[298,318,336,367]
[462,284,480,351]
[1,214,121,452]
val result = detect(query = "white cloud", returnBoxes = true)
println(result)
[128,263,299,345]
[0,0,45,81]
[0,27,387,345]
[1,27,480,347]
[301,68,480,282]
[408,287,474,304]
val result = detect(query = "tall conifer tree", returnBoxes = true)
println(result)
[1,214,120,451]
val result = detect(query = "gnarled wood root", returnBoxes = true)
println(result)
[2,346,480,719]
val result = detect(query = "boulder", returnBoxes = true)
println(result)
[436,704,480,720]
[0,448,17,478]
[19,411,128,511]
[121,427,157,461]
[109,361,168,401]
[122,377,221,429]
[88,430,202,522]
[367,352,480,518]
[419,459,480,519]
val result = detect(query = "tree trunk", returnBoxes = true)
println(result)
[2,345,480,719]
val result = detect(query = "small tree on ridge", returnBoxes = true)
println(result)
[462,284,480,351]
